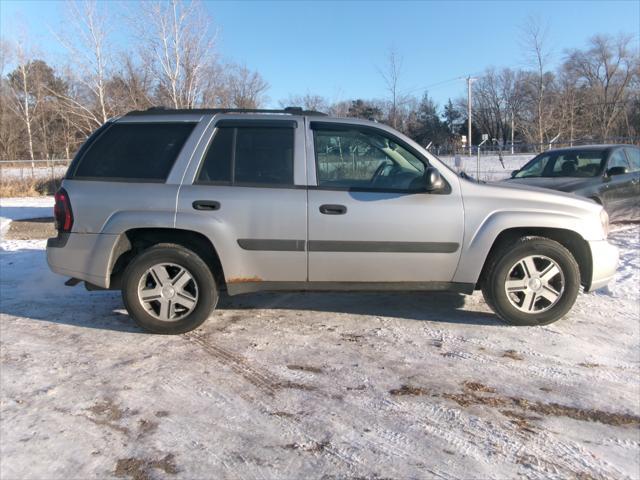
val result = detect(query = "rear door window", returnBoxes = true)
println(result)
[196,125,294,186]
[71,122,195,181]
[196,127,233,183]
[235,128,293,185]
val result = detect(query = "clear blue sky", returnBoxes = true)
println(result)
[1,0,639,108]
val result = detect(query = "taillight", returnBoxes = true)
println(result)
[54,188,73,232]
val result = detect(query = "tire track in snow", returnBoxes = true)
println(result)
[184,330,462,480]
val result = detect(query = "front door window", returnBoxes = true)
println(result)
[314,127,426,191]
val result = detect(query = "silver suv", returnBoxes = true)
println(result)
[47,107,619,334]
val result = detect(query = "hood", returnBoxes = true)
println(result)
[503,176,594,192]
[461,176,601,215]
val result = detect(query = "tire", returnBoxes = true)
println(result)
[482,237,580,326]
[121,243,217,334]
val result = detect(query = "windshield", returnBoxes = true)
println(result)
[515,150,606,178]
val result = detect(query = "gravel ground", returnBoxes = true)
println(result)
[0,203,638,480]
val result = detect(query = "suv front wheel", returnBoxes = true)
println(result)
[482,237,581,326]
[122,243,218,334]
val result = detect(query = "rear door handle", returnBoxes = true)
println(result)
[319,204,347,215]
[193,200,220,211]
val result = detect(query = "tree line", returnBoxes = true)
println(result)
[1,2,638,162]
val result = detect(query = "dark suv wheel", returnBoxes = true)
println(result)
[122,243,217,334]
[482,237,581,326]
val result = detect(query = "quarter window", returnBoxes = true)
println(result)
[313,127,426,191]
[72,122,195,181]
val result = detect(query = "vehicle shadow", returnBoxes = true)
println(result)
[219,291,502,326]
[0,246,502,333]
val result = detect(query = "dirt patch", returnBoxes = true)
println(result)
[443,392,508,408]
[389,385,429,396]
[442,385,640,427]
[137,419,158,438]
[578,362,600,368]
[155,410,170,418]
[341,333,364,342]
[83,399,134,435]
[115,453,178,480]
[511,398,640,427]
[287,364,323,374]
[502,350,524,361]
[282,441,330,453]
[500,410,539,433]
[88,400,126,422]
[278,381,317,391]
[5,217,55,240]
[269,411,297,419]
[463,381,496,393]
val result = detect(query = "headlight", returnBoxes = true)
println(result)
[600,208,609,238]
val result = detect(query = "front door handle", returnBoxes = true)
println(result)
[193,200,220,211]
[319,204,347,215]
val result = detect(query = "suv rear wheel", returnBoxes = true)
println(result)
[122,243,217,334]
[482,237,580,326]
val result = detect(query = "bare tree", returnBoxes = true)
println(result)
[565,34,639,139]
[279,93,328,112]
[378,46,403,129]
[138,0,217,108]
[6,41,37,166]
[55,0,113,128]
[225,64,269,108]
[520,16,555,150]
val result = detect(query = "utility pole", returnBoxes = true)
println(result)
[467,76,476,157]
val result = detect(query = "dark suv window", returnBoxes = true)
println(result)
[197,126,294,186]
[72,122,195,181]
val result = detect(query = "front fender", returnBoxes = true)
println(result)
[452,209,600,285]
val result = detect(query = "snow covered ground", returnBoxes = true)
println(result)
[0,166,68,180]
[438,154,534,181]
[0,198,638,480]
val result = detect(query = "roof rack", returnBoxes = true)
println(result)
[125,106,328,117]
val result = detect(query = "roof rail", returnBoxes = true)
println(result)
[125,106,327,117]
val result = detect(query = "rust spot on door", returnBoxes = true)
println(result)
[227,276,263,284]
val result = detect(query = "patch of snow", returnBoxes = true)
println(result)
[438,154,534,181]
[0,166,67,180]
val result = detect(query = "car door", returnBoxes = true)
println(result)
[623,146,640,220]
[601,148,634,219]
[176,117,308,286]
[306,121,464,283]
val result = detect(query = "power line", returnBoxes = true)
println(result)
[400,73,484,96]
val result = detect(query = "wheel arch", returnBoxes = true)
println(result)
[475,227,592,290]
[109,228,226,291]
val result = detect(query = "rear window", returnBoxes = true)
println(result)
[71,122,195,181]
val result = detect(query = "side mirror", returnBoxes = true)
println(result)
[424,166,444,192]
[606,166,627,177]
[510,170,519,178]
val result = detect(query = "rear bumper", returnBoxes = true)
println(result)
[586,239,619,292]
[47,232,121,288]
